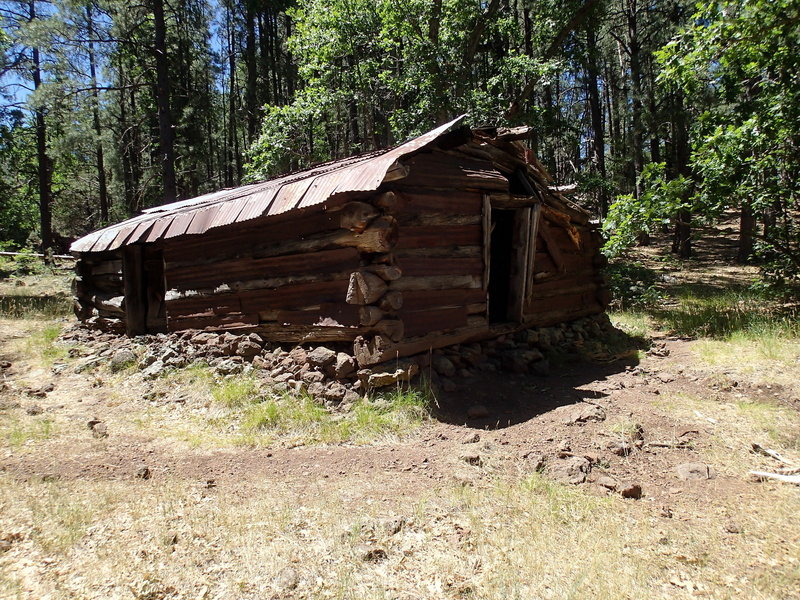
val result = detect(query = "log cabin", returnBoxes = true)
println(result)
[70,116,609,366]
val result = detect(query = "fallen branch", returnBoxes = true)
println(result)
[751,443,797,467]
[750,471,800,485]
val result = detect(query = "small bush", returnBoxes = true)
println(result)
[605,261,663,310]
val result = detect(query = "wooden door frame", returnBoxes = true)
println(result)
[483,194,541,324]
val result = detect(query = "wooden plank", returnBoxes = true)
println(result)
[538,221,566,273]
[397,256,483,277]
[166,247,360,289]
[394,246,481,259]
[390,275,481,291]
[526,204,541,302]
[400,288,486,312]
[509,207,531,322]
[400,306,468,338]
[396,213,482,227]
[392,189,483,215]
[482,194,491,292]
[396,224,481,249]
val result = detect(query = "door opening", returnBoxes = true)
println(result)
[488,208,515,323]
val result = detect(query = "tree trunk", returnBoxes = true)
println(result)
[626,0,645,201]
[245,2,258,144]
[29,1,52,256]
[585,24,608,217]
[152,0,178,204]
[738,201,756,263]
[86,5,109,222]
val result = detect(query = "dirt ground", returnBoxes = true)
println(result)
[1,235,799,599]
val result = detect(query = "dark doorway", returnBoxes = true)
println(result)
[123,244,167,335]
[488,208,515,323]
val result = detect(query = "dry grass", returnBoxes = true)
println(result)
[1,468,797,600]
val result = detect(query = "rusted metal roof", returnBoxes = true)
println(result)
[71,116,465,253]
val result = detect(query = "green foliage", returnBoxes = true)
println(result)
[246,0,555,178]
[653,286,799,340]
[602,163,692,257]
[604,261,664,310]
[658,0,800,285]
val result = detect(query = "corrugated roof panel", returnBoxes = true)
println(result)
[71,115,466,253]
[127,219,155,245]
[270,175,318,215]
[144,217,173,243]
[185,207,217,235]
[236,188,279,222]
[204,199,246,230]
[163,212,195,239]
[92,226,124,252]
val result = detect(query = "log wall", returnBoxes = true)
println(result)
[72,250,126,332]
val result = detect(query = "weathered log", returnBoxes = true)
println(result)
[377,290,403,311]
[166,247,360,290]
[396,224,481,249]
[275,303,360,327]
[333,201,379,233]
[390,275,481,292]
[383,160,409,182]
[167,215,398,267]
[394,245,481,259]
[347,271,389,305]
[374,319,404,342]
[398,256,482,277]
[238,280,349,313]
[400,288,486,312]
[538,221,567,273]
[363,264,403,281]
[91,294,125,315]
[167,312,260,332]
[397,213,482,227]
[257,323,368,343]
[359,306,385,326]
[373,191,399,212]
[390,189,482,216]
[353,317,491,366]
[400,306,468,338]
[90,260,122,276]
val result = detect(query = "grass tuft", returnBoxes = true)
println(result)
[237,386,431,445]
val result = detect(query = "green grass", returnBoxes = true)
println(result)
[237,386,431,445]
[24,323,70,365]
[212,376,262,408]
[652,286,798,340]
[3,417,55,447]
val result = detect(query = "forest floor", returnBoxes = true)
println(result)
[0,224,799,600]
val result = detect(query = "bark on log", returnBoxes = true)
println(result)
[363,264,403,281]
[390,275,481,291]
[374,319,404,342]
[377,290,403,311]
[359,306,385,326]
[346,271,388,305]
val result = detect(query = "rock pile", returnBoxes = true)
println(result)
[60,312,615,408]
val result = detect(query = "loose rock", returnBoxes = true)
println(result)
[275,566,300,591]
[676,462,714,481]
[548,456,591,485]
[558,403,606,425]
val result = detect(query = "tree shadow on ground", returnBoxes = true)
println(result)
[430,328,647,430]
